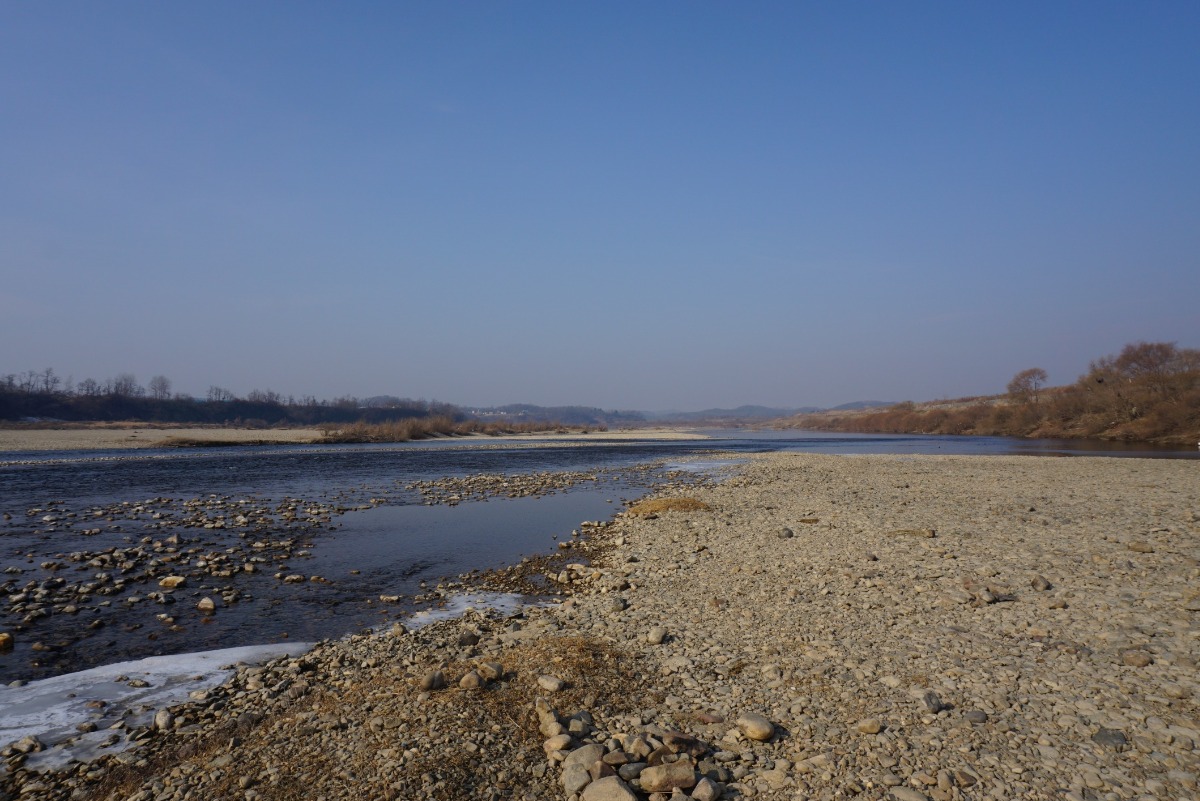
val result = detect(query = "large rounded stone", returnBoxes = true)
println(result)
[582,775,638,801]
[639,761,697,792]
[736,711,775,741]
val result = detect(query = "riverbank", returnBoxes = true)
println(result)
[0,425,702,452]
[4,453,1198,800]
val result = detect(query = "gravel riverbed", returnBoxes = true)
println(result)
[3,452,1197,801]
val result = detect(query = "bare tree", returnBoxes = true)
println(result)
[207,386,235,402]
[246,388,283,404]
[110,373,142,398]
[1007,367,1048,406]
[148,375,172,400]
[39,368,61,394]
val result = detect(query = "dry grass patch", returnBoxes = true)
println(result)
[98,634,653,801]
[627,497,712,517]
[152,436,279,448]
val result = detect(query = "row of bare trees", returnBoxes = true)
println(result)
[2,370,178,401]
[785,342,1200,444]
[0,369,459,426]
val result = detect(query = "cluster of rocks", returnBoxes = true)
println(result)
[11,495,359,538]
[404,463,712,507]
[0,516,324,667]
[539,695,785,801]
[405,470,611,505]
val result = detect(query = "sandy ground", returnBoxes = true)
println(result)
[0,426,703,452]
[6,452,1198,801]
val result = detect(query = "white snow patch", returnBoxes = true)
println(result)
[1,642,311,771]
[2,591,535,772]
[403,591,530,629]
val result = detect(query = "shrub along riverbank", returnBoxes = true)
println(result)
[317,417,599,443]
[781,341,1200,445]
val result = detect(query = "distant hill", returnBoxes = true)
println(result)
[642,405,818,422]
[463,404,645,427]
[775,341,1199,445]
[827,400,897,411]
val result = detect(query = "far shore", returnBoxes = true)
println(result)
[0,423,705,452]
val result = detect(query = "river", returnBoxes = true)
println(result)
[1,430,1195,682]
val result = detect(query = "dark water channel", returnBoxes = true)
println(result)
[1,431,1195,682]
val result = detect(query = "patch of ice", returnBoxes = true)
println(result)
[1,642,311,771]
[403,591,531,630]
[5,592,537,772]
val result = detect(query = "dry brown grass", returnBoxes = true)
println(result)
[88,633,650,801]
[626,497,712,516]
[153,436,279,448]
[780,341,1200,444]
[318,417,592,444]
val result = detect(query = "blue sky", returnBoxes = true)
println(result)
[2,2,1197,409]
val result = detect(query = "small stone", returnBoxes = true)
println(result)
[760,769,790,789]
[544,733,574,753]
[563,743,606,771]
[458,670,484,690]
[639,761,697,792]
[562,765,592,795]
[691,777,722,801]
[537,674,566,692]
[952,770,977,787]
[778,527,794,539]
[964,709,988,725]
[921,691,947,713]
[647,626,667,645]
[1091,728,1129,751]
[153,709,174,731]
[1127,541,1154,553]
[736,711,775,741]
[477,661,504,681]
[857,718,883,734]
[1121,649,1153,667]
[0,632,12,650]
[1031,575,1052,591]
[12,735,44,754]
[936,770,953,791]
[890,788,929,801]
[197,597,216,613]
[581,775,638,801]
[418,670,446,691]
[158,576,186,589]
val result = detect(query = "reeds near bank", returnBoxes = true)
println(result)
[318,417,599,443]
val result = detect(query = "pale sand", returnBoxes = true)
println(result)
[0,425,702,452]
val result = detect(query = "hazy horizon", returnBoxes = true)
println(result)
[3,3,1197,409]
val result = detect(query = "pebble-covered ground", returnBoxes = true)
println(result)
[3,452,1197,801]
